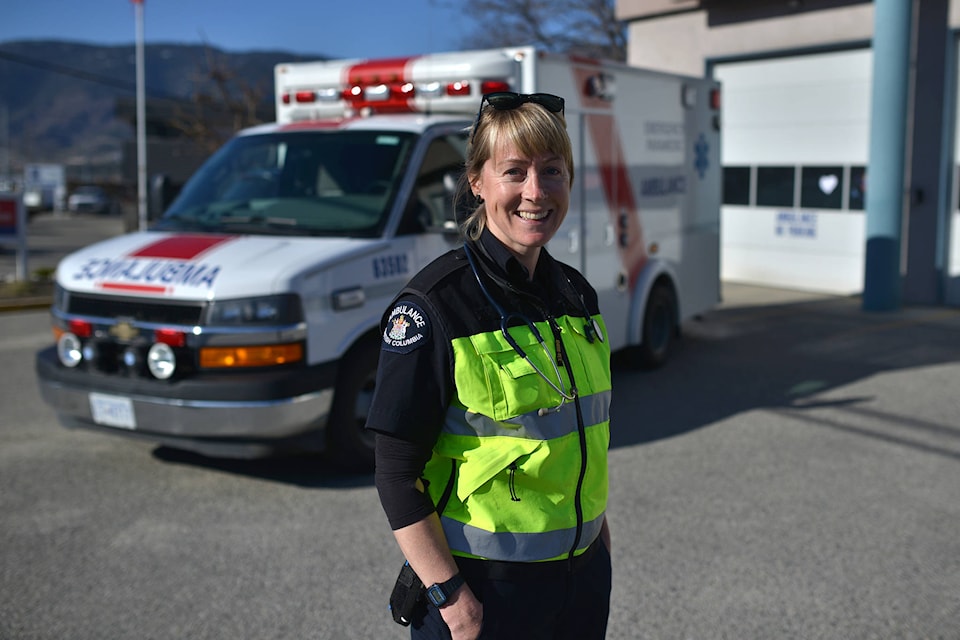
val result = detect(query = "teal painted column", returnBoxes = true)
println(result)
[863,0,913,311]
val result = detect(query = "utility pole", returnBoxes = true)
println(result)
[0,104,9,187]
[133,0,147,231]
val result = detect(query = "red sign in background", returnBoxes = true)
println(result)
[0,197,18,235]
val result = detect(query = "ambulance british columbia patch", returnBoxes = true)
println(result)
[382,300,430,354]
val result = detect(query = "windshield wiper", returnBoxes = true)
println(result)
[153,212,222,231]
[220,214,298,227]
[216,214,317,235]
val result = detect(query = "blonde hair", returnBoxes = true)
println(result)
[458,101,574,240]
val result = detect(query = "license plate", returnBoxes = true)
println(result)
[89,393,136,430]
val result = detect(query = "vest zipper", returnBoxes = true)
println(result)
[507,460,521,502]
[550,319,587,564]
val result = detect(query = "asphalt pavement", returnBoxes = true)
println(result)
[2,212,959,638]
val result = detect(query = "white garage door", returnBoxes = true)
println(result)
[714,49,872,294]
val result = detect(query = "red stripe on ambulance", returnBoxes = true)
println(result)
[99,282,169,294]
[571,63,648,291]
[128,234,235,260]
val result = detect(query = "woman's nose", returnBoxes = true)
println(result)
[523,173,546,200]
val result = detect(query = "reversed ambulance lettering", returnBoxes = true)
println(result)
[73,257,221,290]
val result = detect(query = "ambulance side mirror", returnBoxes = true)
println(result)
[148,174,179,221]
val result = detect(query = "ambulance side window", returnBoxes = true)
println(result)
[397,134,466,235]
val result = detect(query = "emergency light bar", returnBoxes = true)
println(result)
[275,48,529,123]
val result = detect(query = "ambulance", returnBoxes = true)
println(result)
[35,46,722,468]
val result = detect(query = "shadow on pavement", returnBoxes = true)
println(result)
[608,288,960,450]
[151,446,375,488]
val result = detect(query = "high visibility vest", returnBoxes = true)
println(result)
[423,309,611,563]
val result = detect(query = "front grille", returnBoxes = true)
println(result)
[66,292,205,326]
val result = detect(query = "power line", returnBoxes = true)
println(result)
[0,49,178,100]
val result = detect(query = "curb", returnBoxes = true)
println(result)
[0,297,52,313]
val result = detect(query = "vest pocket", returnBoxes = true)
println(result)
[455,439,542,502]
[488,348,542,421]
[463,329,555,421]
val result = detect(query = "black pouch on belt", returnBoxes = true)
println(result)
[389,562,424,626]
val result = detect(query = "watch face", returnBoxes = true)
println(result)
[426,585,446,607]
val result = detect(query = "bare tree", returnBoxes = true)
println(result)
[169,45,269,154]
[434,0,626,61]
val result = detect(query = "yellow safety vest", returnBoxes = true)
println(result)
[423,311,611,563]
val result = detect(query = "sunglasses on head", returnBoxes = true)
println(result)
[471,92,565,142]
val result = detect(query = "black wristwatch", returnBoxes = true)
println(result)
[425,573,465,608]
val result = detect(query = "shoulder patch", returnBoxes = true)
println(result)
[382,300,431,354]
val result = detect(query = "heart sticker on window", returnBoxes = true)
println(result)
[818,174,839,195]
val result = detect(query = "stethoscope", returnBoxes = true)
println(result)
[462,242,603,413]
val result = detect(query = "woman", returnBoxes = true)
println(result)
[367,92,612,640]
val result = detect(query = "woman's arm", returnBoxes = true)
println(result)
[374,433,482,638]
[393,511,483,639]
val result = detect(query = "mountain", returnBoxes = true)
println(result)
[0,40,325,174]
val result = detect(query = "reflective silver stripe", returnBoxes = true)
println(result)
[445,389,611,440]
[441,512,606,562]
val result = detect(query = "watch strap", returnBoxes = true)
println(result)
[426,573,465,607]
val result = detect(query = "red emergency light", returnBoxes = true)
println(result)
[480,80,511,95]
[68,319,93,338]
[154,328,187,348]
[277,61,517,119]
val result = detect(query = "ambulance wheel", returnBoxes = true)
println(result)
[636,283,676,369]
[327,339,379,472]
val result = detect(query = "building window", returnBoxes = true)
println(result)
[723,166,751,205]
[800,166,843,210]
[756,166,795,208]
[849,166,867,210]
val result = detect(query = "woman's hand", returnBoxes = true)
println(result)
[440,584,483,640]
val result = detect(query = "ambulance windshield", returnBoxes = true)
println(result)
[156,130,416,237]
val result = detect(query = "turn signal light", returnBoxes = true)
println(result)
[199,343,304,369]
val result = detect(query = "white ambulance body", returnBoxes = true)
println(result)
[35,47,721,466]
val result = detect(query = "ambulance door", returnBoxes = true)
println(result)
[570,69,644,353]
[554,110,585,276]
[574,108,632,352]
[395,131,469,272]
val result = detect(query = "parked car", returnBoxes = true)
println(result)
[67,186,115,214]
[23,187,53,215]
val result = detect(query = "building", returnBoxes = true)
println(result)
[617,0,960,307]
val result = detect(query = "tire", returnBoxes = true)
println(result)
[326,339,380,472]
[636,283,676,369]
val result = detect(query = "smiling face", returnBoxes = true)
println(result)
[471,139,570,274]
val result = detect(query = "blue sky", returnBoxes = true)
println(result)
[0,0,467,59]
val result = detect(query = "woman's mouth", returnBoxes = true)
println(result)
[516,210,550,221]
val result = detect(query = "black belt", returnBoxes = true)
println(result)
[455,537,602,582]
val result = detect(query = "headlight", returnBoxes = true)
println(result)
[57,333,83,367]
[204,294,303,325]
[147,343,176,379]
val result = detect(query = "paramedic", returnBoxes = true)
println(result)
[367,92,613,640]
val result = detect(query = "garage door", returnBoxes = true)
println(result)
[714,49,872,294]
